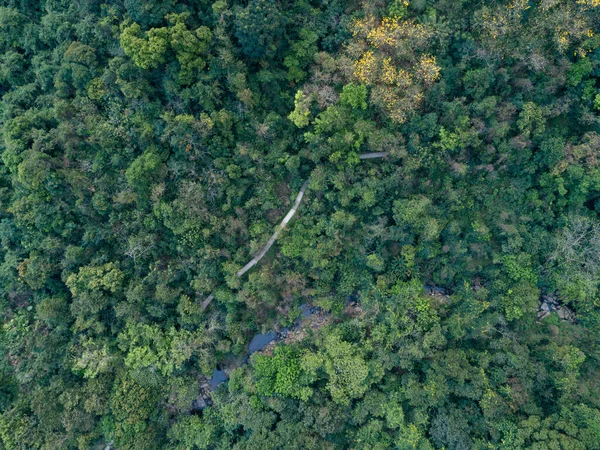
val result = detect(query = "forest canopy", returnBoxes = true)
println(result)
[2,0,600,449]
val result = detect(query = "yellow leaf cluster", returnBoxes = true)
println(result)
[349,15,440,123]
[352,15,431,49]
[366,17,399,47]
[395,69,412,89]
[351,15,375,38]
[372,85,424,124]
[577,0,600,6]
[557,31,570,52]
[417,55,441,85]
[381,58,397,84]
[377,87,406,123]
[354,51,377,84]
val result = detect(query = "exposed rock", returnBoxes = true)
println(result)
[191,372,228,412]
[299,303,318,318]
[557,306,576,322]
[343,301,366,319]
[424,285,451,304]
[257,305,331,355]
[191,393,210,411]
[537,310,551,321]
[537,293,576,323]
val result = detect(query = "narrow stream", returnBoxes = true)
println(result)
[194,286,454,410]
[248,331,278,354]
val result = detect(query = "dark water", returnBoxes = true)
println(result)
[197,288,453,409]
[209,369,228,390]
[248,331,278,353]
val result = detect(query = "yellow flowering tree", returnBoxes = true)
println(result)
[349,13,440,123]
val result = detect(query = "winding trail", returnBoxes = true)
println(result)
[236,179,311,277]
[201,152,389,308]
[359,152,388,159]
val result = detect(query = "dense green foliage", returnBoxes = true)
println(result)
[2,0,600,448]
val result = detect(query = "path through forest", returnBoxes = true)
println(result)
[201,152,389,308]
